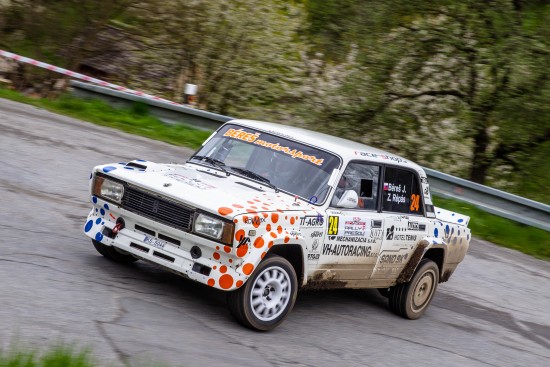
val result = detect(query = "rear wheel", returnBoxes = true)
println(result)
[388,259,439,319]
[92,240,138,263]
[227,255,297,331]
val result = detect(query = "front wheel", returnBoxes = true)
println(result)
[227,255,298,331]
[388,259,439,319]
[92,240,138,263]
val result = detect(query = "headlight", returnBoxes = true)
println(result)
[92,175,125,204]
[194,213,234,245]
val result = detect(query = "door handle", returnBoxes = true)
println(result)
[371,220,382,228]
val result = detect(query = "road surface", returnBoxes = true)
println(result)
[1,98,549,367]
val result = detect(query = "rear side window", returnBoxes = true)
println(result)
[382,167,424,215]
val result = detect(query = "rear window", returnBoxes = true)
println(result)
[382,167,424,215]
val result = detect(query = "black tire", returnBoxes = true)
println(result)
[388,259,439,320]
[227,255,298,331]
[92,240,138,263]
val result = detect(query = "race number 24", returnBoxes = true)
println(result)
[410,194,420,212]
[328,216,339,235]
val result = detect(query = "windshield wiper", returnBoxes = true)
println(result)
[190,155,230,176]
[229,167,279,192]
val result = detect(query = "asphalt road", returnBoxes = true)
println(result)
[1,98,549,367]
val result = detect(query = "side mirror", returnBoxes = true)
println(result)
[336,190,359,208]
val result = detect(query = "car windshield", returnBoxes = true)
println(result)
[189,124,341,204]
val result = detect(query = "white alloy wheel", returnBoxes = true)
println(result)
[250,266,291,322]
[227,254,298,331]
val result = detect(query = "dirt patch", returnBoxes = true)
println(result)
[304,270,348,290]
[396,240,428,283]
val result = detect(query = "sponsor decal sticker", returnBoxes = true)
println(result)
[423,186,430,197]
[312,239,320,252]
[308,239,321,264]
[308,253,320,263]
[354,151,408,164]
[407,221,426,231]
[164,173,215,190]
[223,128,260,143]
[238,236,251,248]
[310,230,324,238]
[322,243,375,257]
[386,225,395,240]
[244,217,266,225]
[370,228,383,240]
[407,221,420,231]
[379,253,409,264]
[344,217,367,236]
[224,128,325,166]
[300,215,324,227]
[394,234,418,241]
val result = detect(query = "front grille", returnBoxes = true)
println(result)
[122,186,194,231]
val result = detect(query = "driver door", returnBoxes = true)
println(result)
[314,162,383,286]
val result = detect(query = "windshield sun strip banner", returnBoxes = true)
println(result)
[223,128,325,166]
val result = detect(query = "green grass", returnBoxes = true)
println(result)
[0,347,93,367]
[0,87,212,149]
[433,196,550,261]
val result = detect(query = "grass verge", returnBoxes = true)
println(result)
[1,87,548,261]
[0,346,93,367]
[0,87,212,149]
[433,196,550,261]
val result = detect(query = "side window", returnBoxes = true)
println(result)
[331,162,380,210]
[382,167,424,215]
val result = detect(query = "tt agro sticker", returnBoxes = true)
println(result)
[224,128,325,166]
[300,215,324,227]
[164,173,216,190]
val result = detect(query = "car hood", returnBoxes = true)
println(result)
[94,160,319,218]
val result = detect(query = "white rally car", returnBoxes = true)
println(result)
[84,120,470,330]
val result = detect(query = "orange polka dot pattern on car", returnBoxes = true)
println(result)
[200,194,314,291]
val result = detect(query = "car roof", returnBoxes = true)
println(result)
[227,119,426,176]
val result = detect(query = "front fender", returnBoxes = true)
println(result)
[231,224,307,288]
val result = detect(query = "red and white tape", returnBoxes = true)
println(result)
[0,49,183,106]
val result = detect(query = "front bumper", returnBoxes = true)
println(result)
[83,196,246,291]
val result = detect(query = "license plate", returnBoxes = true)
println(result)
[143,234,167,249]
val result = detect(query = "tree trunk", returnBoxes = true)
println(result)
[469,124,490,184]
